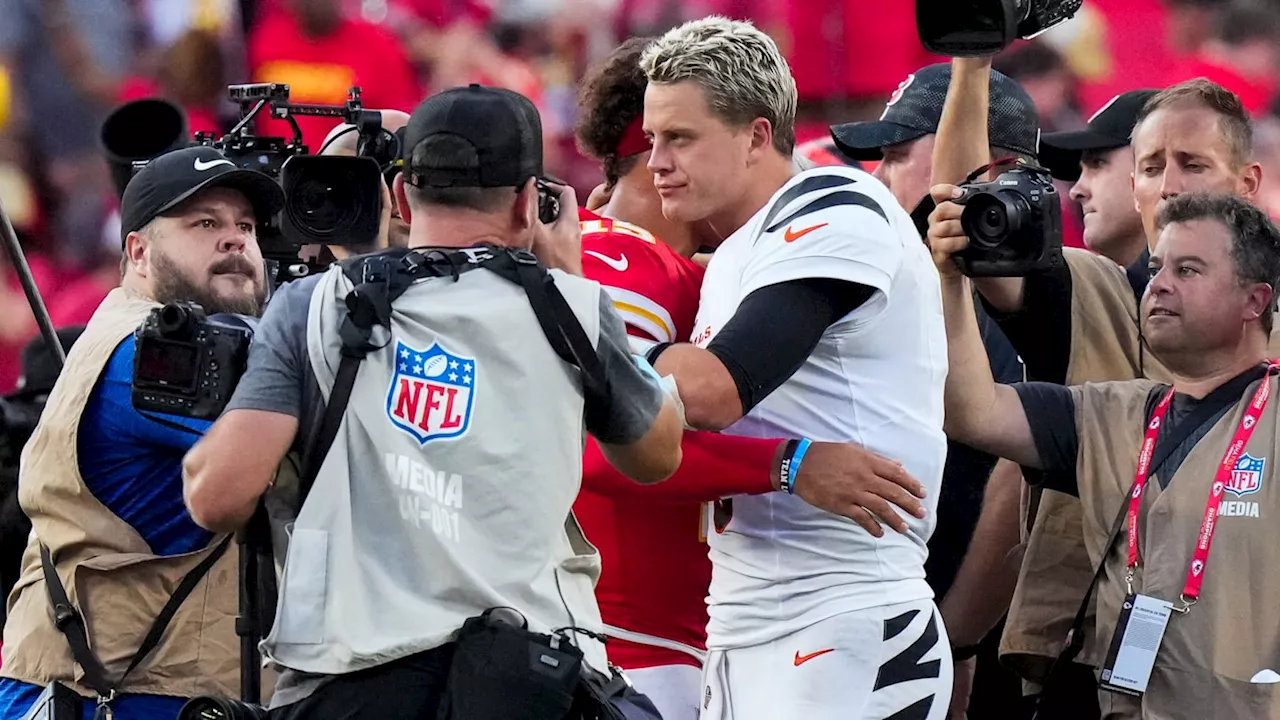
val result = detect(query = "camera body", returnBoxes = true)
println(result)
[132,303,254,421]
[536,178,561,224]
[953,164,1062,278]
[916,0,1083,57]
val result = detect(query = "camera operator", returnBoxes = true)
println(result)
[182,84,683,719]
[0,327,84,641]
[0,145,284,718]
[925,57,1280,714]
[317,108,412,253]
[937,189,1280,720]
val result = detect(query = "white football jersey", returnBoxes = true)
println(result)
[693,166,948,650]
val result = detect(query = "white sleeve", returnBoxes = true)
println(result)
[739,204,905,299]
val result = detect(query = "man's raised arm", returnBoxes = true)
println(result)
[932,218,1042,468]
[928,57,1026,314]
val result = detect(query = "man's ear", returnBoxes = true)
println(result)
[124,230,152,278]
[515,177,538,230]
[393,174,413,225]
[1246,281,1275,324]
[1240,162,1263,201]
[746,118,774,165]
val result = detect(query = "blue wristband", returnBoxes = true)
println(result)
[782,438,812,494]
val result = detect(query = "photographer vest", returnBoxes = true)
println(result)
[261,260,611,677]
[1072,377,1280,719]
[1002,249,1280,681]
[0,288,242,699]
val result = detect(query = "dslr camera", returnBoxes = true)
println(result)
[916,0,1084,56]
[951,163,1062,277]
[132,303,254,421]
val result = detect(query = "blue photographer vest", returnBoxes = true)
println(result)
[262,260,610,676]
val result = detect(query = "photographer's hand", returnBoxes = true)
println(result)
[927,184,969,278]
[532,181,584,276]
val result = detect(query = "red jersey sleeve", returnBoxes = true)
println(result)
[583,432,779,502]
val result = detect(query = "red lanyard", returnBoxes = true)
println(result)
[1125,363,1277,611]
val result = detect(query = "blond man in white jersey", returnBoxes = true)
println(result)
[639,17,952,720]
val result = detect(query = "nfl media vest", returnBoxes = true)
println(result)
[1072,376,1280,719]
[261,262,611,676]
[1,288,242,699]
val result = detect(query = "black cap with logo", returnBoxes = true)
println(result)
[402,84,545,188]
[830,63,1041,161]
[119,146,285,245]
[1039,89,1161,181]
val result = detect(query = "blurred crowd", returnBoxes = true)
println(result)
[5,0,1280,393]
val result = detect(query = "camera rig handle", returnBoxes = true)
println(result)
[220,84,380,156]
[0,192,65,370]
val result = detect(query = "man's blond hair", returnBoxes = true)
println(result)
[640,16,797,155]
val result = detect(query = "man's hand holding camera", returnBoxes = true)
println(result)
[927,184,972,277]
[531,179,584,276]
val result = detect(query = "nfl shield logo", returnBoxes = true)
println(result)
[1227,454,1265,497]
[386,341,476,444]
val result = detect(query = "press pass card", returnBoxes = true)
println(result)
[1099,593,1174,697]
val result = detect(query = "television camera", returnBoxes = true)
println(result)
[916,0,1084,57]
[102,83,405,289]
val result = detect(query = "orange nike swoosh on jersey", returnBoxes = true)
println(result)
[793,648,836,666]
[784,222,828,243]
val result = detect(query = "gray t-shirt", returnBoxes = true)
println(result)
[227,269,664,446]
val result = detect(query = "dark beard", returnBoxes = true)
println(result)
[151,251,266,317]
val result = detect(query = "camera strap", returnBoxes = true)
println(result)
[297,246,606,504]
[37,535,232,709]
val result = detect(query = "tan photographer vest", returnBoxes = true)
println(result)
[1073,377,1280,719]
[1000,249,1280,682]
[0,288,242,700]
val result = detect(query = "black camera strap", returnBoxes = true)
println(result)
[37,535,232,707]
[297,246,606,504]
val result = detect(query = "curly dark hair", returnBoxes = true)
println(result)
[575,36,656,189]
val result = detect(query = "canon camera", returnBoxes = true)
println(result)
[132,303,254,421]
[952,164,1063,278]
[916,0,1083,56]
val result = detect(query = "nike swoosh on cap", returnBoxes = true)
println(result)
[584,250,629,272]
[194,158,236,172]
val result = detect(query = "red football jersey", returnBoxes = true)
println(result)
[574,209,782,671]
[576,208,707,668]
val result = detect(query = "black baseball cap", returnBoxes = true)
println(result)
[1039,89,1161,181]
[403,84,544,188]
[830,63,1041,161]
[119,146,285,245]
